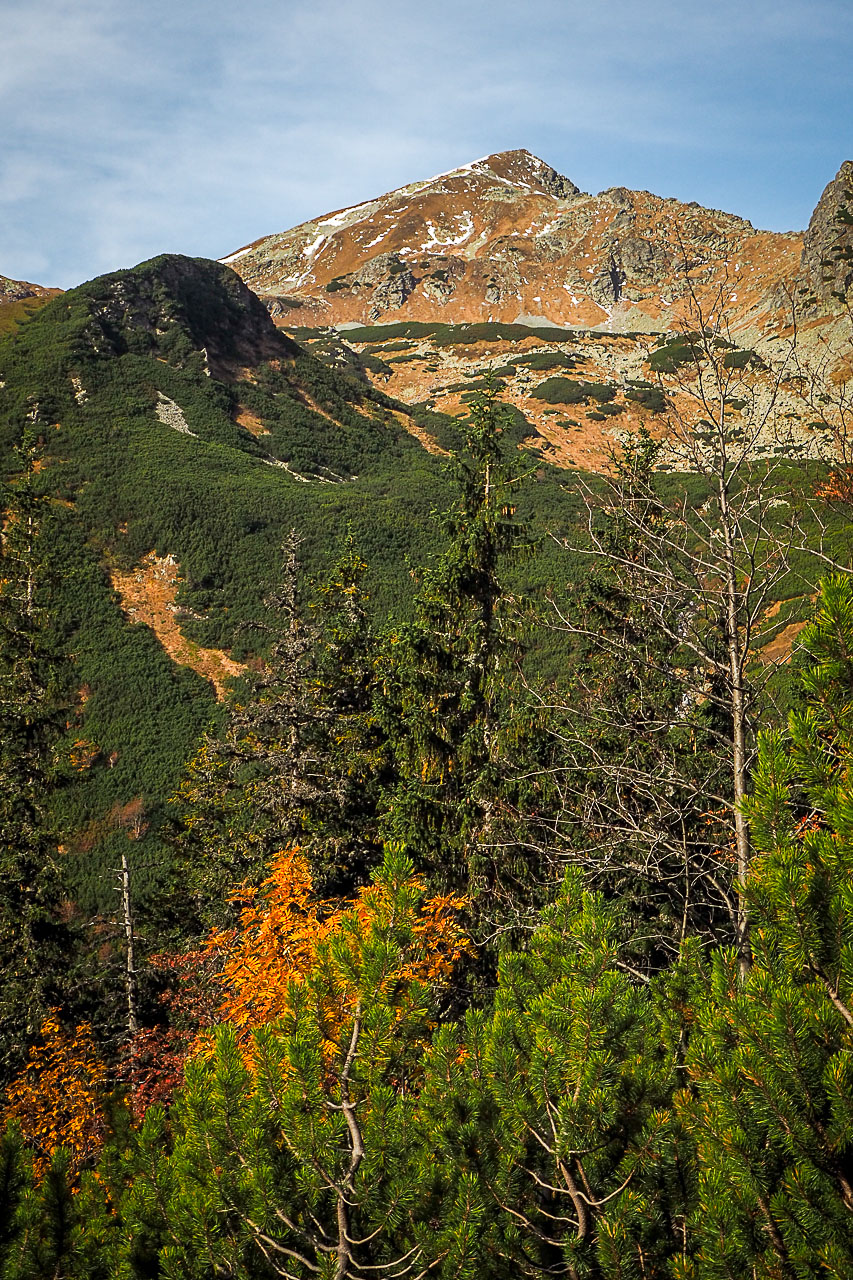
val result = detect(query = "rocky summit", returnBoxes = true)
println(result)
[786,159,853,315]
[221,148,830,336]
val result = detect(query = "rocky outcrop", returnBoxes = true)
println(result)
[347,254,416,319]
[791,161,853,315]
[582,255,623,308]
[419,256,465,305]
[266,295,306,318]
[322,254,419,319]
[616,236,674,299]
[0,273,59,304]
[484,149,584,199]
[1,276,40,302]
[76,255,297,374]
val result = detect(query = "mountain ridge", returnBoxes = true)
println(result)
[222,148,812,335]
[0,273,57,304]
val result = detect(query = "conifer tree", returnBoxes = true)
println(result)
[0,1147,80,1280]
[304,535,391,896]
[0,419,72,1078]
[683,576,853,1278]
[173,531,395,916]
[125,849,471,1280]
[422,873,696,1279]
[377,383,543,938]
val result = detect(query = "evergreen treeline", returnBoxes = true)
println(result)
[2,602,853,1276]
[0,254,580,933]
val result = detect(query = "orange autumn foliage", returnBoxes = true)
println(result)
[816,467,853,504]
[3,1014,108,1179]
[206,847,470,1050]
[206,849,328,1036]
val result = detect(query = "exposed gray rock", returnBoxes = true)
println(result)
[352,254,416,319]
[588,256,626,307]
[479,257,524,304]
[418,256,464,306]
[266,295,305,317]
[484,185,522,203]
[535,163,585,201]
[600,187,635,210]
[618,234,674,284]
[155,392,196,436]
[0,276,39,302]
[481,150,585,200]
[792,160,853,315]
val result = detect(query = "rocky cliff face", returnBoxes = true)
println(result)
[222,149,804,334]
[788,161,853,316]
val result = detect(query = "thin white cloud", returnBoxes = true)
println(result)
[1,0,850,286]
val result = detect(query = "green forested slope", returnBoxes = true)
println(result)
[0,258,435,909]
[0,256,577,917]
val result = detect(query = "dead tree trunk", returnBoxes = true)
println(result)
[119,848,139,1090]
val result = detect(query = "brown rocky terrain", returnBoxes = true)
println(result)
[112,552,244,699]
[223,149,807,337]
[220,152,853,473]
[317,324,828,472]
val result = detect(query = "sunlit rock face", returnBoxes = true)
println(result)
[222,149,806,336]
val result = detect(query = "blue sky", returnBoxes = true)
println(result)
[2,0,851,288]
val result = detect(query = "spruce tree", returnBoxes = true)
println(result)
[304,535,391,896]
[377,383,544,938]
[0,421,72,1078]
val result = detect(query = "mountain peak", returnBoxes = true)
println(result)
[476,149,583,199]
[68,254,295,375]
[417,149,583,200]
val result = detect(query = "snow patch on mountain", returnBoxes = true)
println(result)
[220,247,252,265]
[302,234,327,259]
[420,213,476,253]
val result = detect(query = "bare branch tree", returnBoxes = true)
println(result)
[537,252,822,970]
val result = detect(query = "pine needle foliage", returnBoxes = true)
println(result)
[682,576,853,1279]
[0,423,73,1078]
[124,848,471,1280]
[421,873,697,1278]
